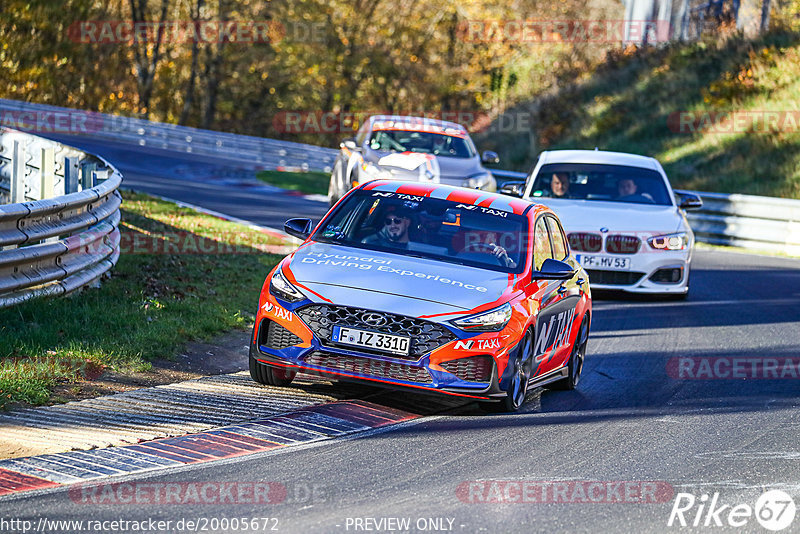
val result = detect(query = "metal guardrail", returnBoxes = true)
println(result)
[3,99,797,256]
[0,128,122,308]
[487,169,800,255]
[0,98,338,172]
[686,191,800,255]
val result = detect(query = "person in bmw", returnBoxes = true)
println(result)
[616,177,653,203]
[500,149,703,296]
[550,172,571,198]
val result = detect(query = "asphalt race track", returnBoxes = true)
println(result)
[7,135,799,533]
[39,133,331,230]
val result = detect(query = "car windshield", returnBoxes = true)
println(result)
[530,163,673,206]
[368,129,475,158]
[313,190,528,274]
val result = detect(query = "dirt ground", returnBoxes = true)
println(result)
[19,329,252,408]
[0,329,254,459]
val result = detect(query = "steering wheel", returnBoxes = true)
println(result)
[463,242,497,252]
[461,242,506,266]
[618,193,655,204]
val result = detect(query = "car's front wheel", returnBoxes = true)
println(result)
[482,330,534,413]
[249,354,297,387]
[548,315,589,391]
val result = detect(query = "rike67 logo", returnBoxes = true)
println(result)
[668,490,796,531]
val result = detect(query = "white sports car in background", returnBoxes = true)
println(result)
[328,115,499,207]
[502,150,702,296]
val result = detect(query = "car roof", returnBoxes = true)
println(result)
[368,115,468,135]
[539,149,660,170]
[358,180,537,216]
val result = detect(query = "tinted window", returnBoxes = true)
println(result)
[533,217,553,271]
[531,163,673,206]
[368,130,475,158]
[546,216,568,260]
[315,190,527,274]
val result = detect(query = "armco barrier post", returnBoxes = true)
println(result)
[80,161,96,190]
[0,127,123,308]
[65,156,79,194]
[11,140,25,203]
[40,147,55,200]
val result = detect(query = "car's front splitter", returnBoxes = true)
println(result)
[250,343,503,400]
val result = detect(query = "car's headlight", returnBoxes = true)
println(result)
[269,268,306,302]
[648,232,689,250]
[452,302,512,332]
[462,172,493,190]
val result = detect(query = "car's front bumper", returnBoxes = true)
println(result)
[250,322,510,400]
[576,248,692,294]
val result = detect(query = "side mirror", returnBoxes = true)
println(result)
[342,138,358,151]
[481,150,500,164]
[499,181,525,198]
[533,258,575,280]
[284,218,313,240]
[674,190,703,210]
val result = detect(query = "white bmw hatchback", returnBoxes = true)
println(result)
[505,150,702,296]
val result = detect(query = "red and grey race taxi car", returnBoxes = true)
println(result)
[250,181,591,411]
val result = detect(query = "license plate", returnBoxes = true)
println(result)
[332,326,410,356]
[576,254,631,270]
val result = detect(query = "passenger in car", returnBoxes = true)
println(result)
[616,178,654,202]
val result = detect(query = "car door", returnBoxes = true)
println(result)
[529,216,559,378]
[532,215,581,376]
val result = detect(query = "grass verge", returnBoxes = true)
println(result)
[0,191,286,410]
[256,169,330,196]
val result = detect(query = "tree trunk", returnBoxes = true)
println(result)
[129,0,171,118]
[201,0,229,129]
[179,0,204,125]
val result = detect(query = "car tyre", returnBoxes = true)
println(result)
[249,355,297,386]
[481,330,534,413]
[547,315,589,391]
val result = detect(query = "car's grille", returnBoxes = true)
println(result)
[440,356,493,383]
[304,351,433,384]
[586,269,645,286]
[605,235,641,254]
[568,232,602,252]
[259,319,303,350]
[295,305,456,360]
